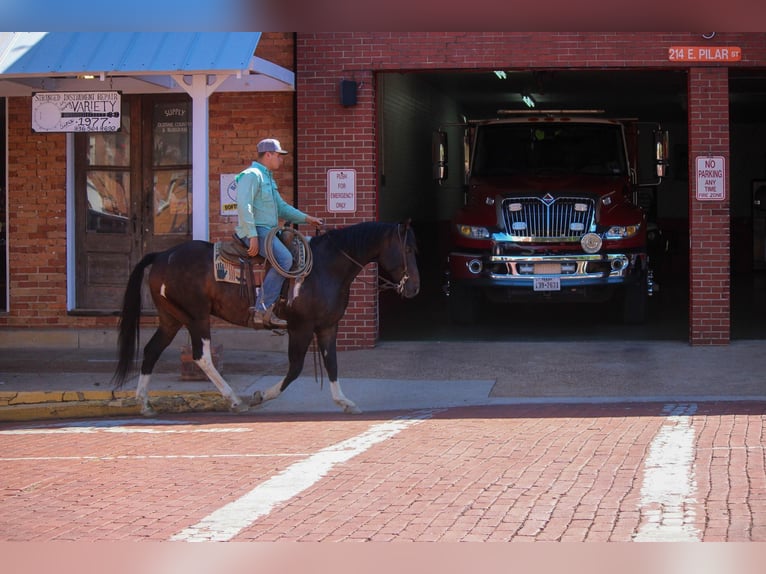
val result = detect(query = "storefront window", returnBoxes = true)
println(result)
[85,109,130,233]
[152,101,191,235]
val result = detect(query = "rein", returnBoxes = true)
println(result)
[327,224,412,294]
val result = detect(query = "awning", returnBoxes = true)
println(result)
[0,32,294,96]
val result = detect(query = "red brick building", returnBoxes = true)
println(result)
[2,32,766,350]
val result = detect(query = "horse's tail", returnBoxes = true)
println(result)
[112,253,158,389]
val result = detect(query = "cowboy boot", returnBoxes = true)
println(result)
[252,304,287,328]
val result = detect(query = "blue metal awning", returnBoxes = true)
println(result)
[0,32,294,96]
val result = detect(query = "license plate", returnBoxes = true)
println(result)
[533,276,561,291]
[535,263,561,274]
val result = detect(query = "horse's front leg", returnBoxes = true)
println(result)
[318,326,361,414]
[194,337,248,412]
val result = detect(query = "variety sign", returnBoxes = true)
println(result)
[32,91,121,132]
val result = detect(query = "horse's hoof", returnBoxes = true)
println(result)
[230,401,250,413]
[343,404,362,415]
[250,391,264,406]
[141,406,157,417]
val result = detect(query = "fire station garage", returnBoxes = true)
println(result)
[292,33,766,346]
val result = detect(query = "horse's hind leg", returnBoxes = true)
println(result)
[188,320,248,413]
[255,327,313,407]
[137,319,181,416]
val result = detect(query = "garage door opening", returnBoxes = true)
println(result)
[375,67,766,342]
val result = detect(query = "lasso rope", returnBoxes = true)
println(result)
[264,226,314,278]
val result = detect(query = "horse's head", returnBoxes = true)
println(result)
[378,220,420,298]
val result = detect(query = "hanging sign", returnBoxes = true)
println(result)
[327,169,356,212]
[32,91,121,132]
[696,156,726,201]
[668,46,742,62]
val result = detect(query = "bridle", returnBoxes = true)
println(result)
[331,224,413,295]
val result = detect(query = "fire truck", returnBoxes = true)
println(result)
[439,110,669,324]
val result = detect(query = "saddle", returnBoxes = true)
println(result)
[213,232,305,330]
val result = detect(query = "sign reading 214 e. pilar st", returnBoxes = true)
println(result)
[32,91,121,133]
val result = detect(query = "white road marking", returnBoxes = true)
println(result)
[0,453,307,462]
[0,427,251,435]
[171,409,437,542]
[634,402,700,542]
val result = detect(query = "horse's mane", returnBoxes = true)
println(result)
[312,221,397,257]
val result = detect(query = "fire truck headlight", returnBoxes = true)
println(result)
[580,232,603,254]
[457,225,491,239]
[604,225,640,239]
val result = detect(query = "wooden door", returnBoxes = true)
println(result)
[75,94,192,311]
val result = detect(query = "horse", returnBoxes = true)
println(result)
[111,221,420,416]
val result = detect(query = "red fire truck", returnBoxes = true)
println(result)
[440,111,668,324]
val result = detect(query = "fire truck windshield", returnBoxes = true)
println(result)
[472,122,628,177]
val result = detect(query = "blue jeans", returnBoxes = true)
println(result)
[254,226,293,311]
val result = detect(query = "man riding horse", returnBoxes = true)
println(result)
[234,138,323,328]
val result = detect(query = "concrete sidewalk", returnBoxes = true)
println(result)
[2,328,766,421]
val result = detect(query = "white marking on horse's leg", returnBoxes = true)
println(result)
[330,380,361,414]
[135,374,156,417]
[260,379,284,403]
[160,283,167,298]
[195,339,246,412]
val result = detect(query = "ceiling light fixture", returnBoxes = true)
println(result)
[521,94,536,108]
[494,70,507,80]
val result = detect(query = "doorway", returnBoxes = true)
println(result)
[74,94,192,311]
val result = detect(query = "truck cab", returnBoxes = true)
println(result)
[442,111,668,324]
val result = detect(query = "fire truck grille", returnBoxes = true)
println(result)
[501,196,596,239]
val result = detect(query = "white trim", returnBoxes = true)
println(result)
[1,96,7,312]
[66,133,75,310]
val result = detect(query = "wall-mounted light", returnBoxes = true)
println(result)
[521,93,536,108]
[494,70,507,80]
[340,79,358,106]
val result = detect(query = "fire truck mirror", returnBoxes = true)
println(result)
[655,129,670,178]
[432,130,448,182]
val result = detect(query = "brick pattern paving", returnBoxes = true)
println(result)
[0,403,764,542]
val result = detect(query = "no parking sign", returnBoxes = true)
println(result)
[696,156,726,201]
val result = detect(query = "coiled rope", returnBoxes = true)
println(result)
[264,226,314,279]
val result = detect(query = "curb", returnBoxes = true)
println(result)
[0,390,234,423]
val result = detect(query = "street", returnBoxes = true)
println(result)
[2,401,765,543]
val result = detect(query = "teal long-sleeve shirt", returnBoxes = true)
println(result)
[234,161,307,238]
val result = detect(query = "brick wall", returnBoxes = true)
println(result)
[688,68,731,345]
[296,32,766,347]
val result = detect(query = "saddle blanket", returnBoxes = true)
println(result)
[213,241,264,286]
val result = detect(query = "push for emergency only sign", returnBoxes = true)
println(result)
[327,169,356,212]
